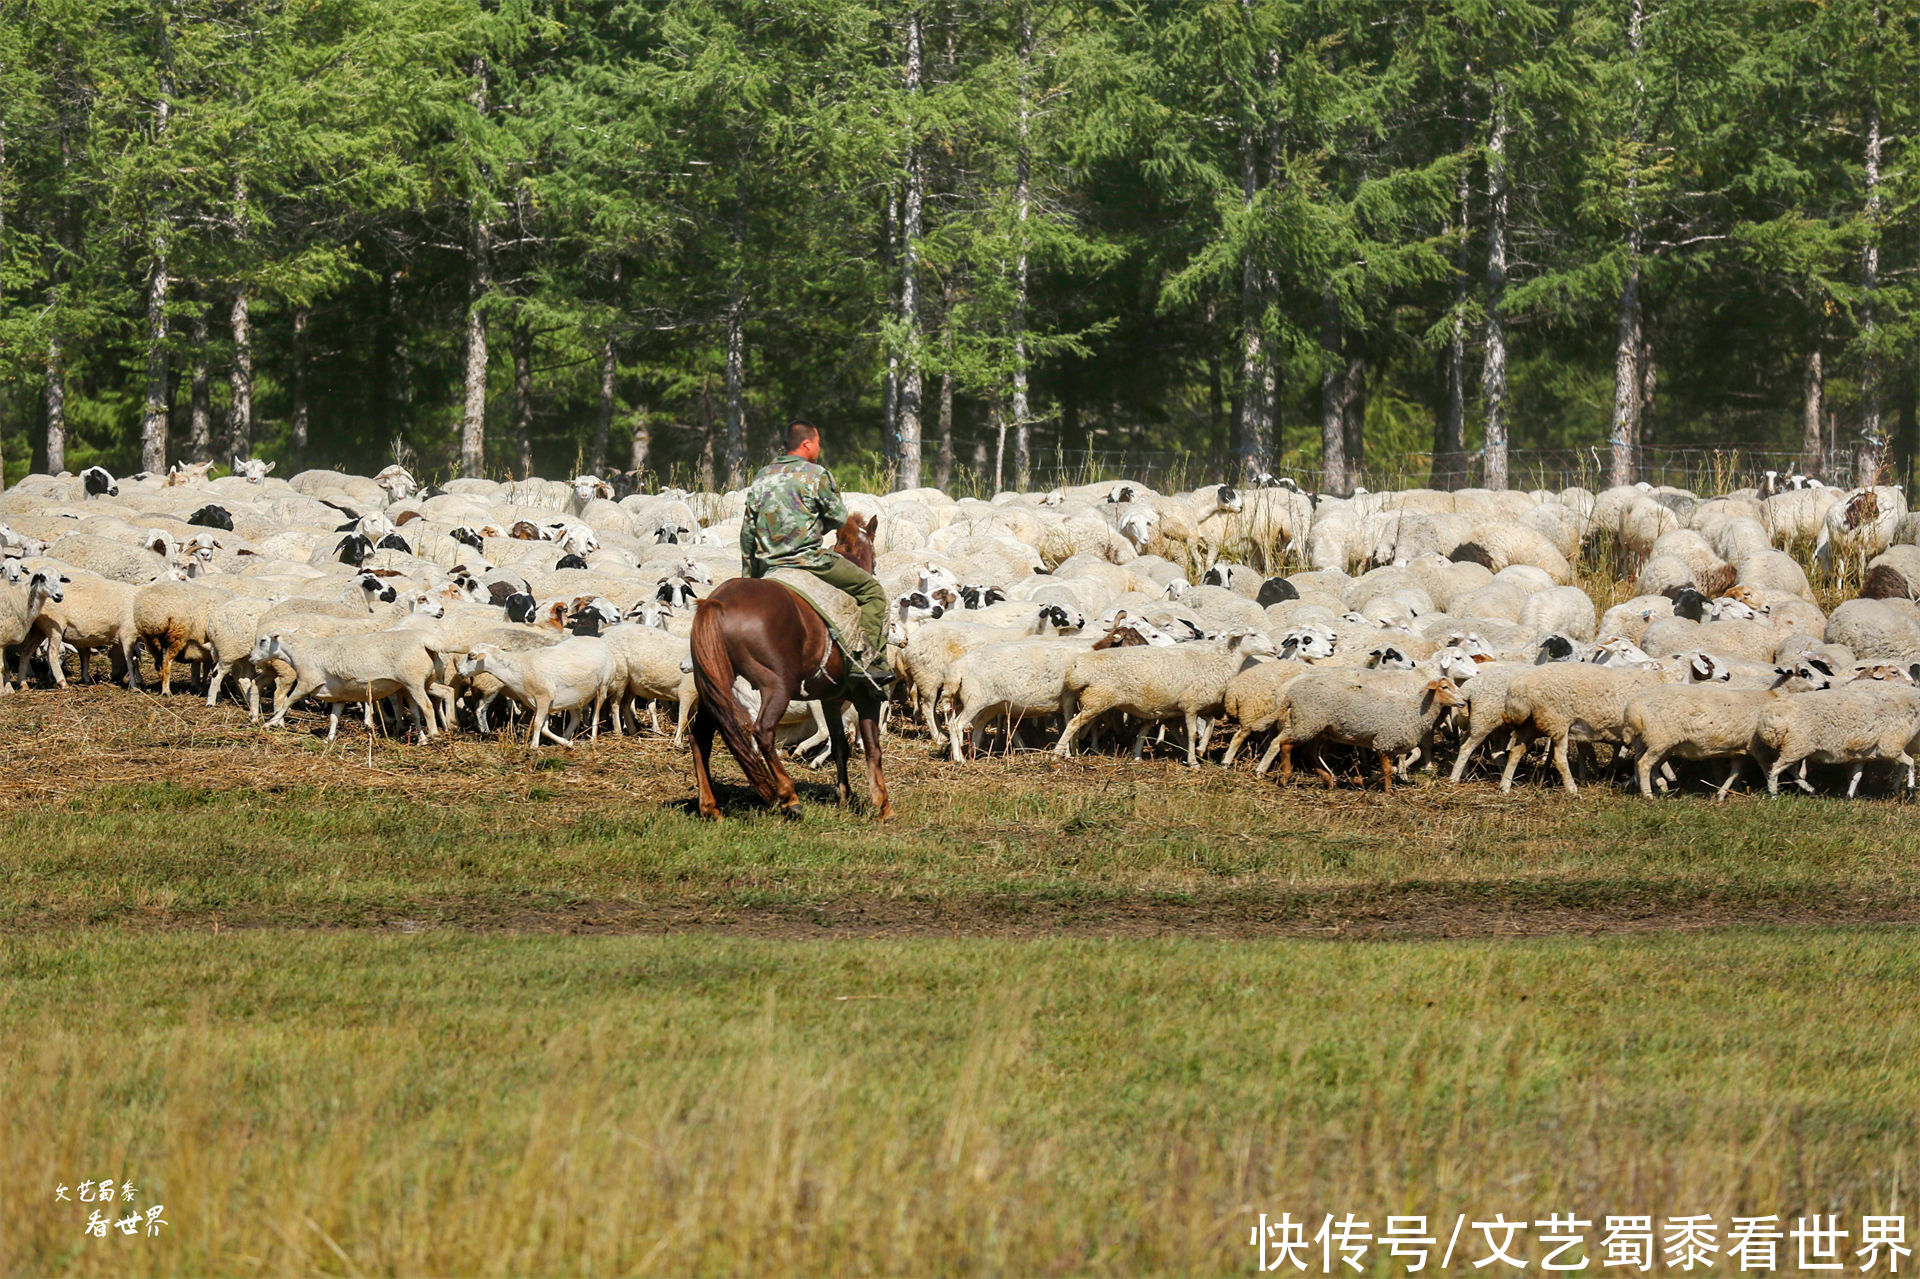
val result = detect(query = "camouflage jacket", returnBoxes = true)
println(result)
[740,453,851,574]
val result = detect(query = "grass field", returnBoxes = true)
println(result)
[6,688,1920,1275]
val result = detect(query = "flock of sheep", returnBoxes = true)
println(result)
[4,457,1920,799]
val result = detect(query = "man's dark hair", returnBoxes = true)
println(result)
[786,420,819,452]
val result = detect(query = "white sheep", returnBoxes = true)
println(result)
[1757,685,1920,796]
[944,635,1095,761]
[252,628,442,741]
[457,637,618,748]
[0,570,68,692]
[1621,685,1780,798]
[1495,663,1674,793]
[1272,670,1467,791]
[1054,631,1276,766]
[17,569,135,688]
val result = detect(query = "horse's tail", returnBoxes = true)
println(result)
[689,596,779,804]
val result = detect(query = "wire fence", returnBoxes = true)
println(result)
[927,444,1882,498]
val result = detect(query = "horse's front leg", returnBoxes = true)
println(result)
[856,694,892,820]
[821,697,852,806]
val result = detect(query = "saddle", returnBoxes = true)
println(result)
[763,568,876,677]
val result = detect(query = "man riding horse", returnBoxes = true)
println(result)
[740,421,893,687]
[686,420,894,820]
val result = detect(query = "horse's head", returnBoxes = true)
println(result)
[835,513,879,572]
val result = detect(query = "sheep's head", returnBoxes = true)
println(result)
[232,456,276,484]
[1422,679,1469,710]
[456,644,497,679]
[1708,597,1758,622]
[1850,664,1916,685]
[673,556,713,585]
[1590,636,1653,666]
[249,632,290,667]
[1225,629,1278,658]
[895,590,944,622]
[1277,625,1337,662]
[1536,634,1582,664]
[409,592,446,618]
[1434,648,1480,686]
[1039,603,1084,633]
[1367,644,1416,670]
[1770,657,1835,691]
[957,584,1005,609]
[374,464,418,501]
[1214,484,1244,514]
[572,474,612,503]
[28,571,67,605]
[1117,508,1157,550]
[917,563,959,594]
[627,600,673,630]
[657,577,699,610]
[1685,652,1733,683]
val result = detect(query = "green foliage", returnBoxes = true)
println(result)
[0,0,1915,485]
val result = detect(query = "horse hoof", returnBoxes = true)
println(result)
[873,804,894,822]
[780,803,803,821]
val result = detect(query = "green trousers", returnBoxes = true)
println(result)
[778,554,889,653]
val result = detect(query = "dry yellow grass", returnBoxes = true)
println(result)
[7,931,1920,1276]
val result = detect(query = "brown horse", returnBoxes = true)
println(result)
[688,514,892,820]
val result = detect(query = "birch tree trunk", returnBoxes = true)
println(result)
[1481,81,1511,492]
[1857,9,1883,487]
[511,318,533,480]
[291,305,310,462]
[1342,350,1366,487]
[724,278,746,487]
[229,288,252,460]
[187,298,212,462]
[460,223,491,478]
[882,191,898,457]
[45,326,66,475]
[141,5,175,475]
[895,6,926,490]
[1319,291,1347,495]
[1802,348,1824,478]
[594,331,616,476]
[630,406,650,477]
[1610,265,1642,488]
[1008,4,1035,491]
[1237,127,1267,478]
[1435,87,1471,491]
[592,262,620,475]
[1609,0,1646,488]
[459,58,491,479]
[227,170,252,461]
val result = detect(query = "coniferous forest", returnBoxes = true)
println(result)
[0,0,1914,494]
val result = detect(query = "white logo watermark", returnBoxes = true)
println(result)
[1248,1212,1909,1272]
[53,1179,168,1239]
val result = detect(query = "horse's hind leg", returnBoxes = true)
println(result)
[751,686,803,815]
[690,709,723,820]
